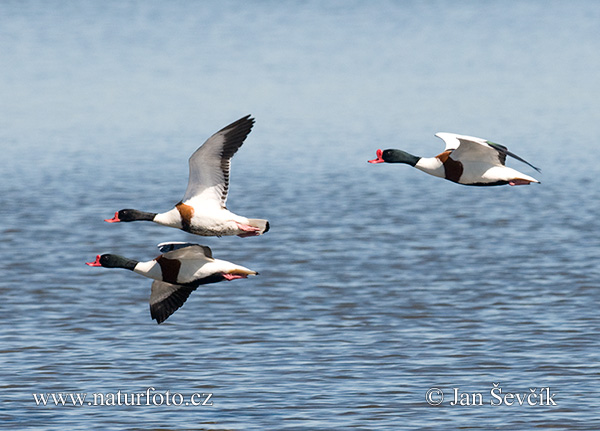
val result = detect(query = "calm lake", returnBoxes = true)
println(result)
[1,1,599,429]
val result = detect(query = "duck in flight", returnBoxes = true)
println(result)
[86,242,258,324]
[368,132,540,186]
[105,115,269,237]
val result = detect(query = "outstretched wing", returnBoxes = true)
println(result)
[157,241,200,253]
[435,132,485,152]
[160,243,214,261]
[436,132,540,171]
[487,141,541,172]
[452,138,506,166]
[149,280,197,324]
[182,115,255,209]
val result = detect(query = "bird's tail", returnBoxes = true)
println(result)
[250,219,270,235]
[236,219,270,237]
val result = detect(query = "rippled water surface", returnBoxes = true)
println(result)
[1,1,600,429]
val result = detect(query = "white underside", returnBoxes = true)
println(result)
[189,207,250,231]
[415,157,539,184]
[153,204,253,235]
[134,258,255,285]
[461,164,539,184]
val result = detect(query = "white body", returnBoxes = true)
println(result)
[415,132,540,185]
[141,243,256,324]
[133,248,255,285]
[109,116,268,237]
[415,157,539,184]
[153,202,256,236]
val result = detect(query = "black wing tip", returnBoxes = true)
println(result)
[513,155,541,173]
[486,140,508,151]
[219,116,256,161]
[237,115,255,132]
[222,115,255,132]
[150,301,172,324]
[151,308,167,324]
[217,115,255,148]
[487,140,541,173]
[211,115,255,140]
[149,283,196,324]
[150,302,177,324]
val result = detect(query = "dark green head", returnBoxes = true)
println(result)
[368,149,420,166]
[105,209,157,223]
[86,254,138,270]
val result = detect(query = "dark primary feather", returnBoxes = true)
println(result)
[217,115,255,158]
[215,115,255,205]
[183,115,255,207]
[150,280,197,324]
[487,141,541,172]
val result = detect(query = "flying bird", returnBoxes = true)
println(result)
[369,132,540,186]
[86,242,257,324]
[105,115,269,236]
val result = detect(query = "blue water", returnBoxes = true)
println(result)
[1,1,599,429]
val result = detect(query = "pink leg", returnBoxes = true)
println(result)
[235,222,260,232]
[223,273,246,281]
[235,222,261,237]
[509,179,532,186]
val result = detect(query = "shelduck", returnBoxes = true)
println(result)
[105,115,269,237]
[369,132,540,186]
[86,242,257,324]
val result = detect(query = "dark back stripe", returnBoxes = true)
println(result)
[443,157,464,183]
[156,256,181,285]
[218,116,254,206]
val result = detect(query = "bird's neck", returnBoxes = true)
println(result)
[129,210,157,221]
[104,255,139,271]
[385,150,421,166]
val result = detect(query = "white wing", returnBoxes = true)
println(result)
[435,132,488,152]
[436,132,540,171]
[182,115,255,209]
[448,137,504,166]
